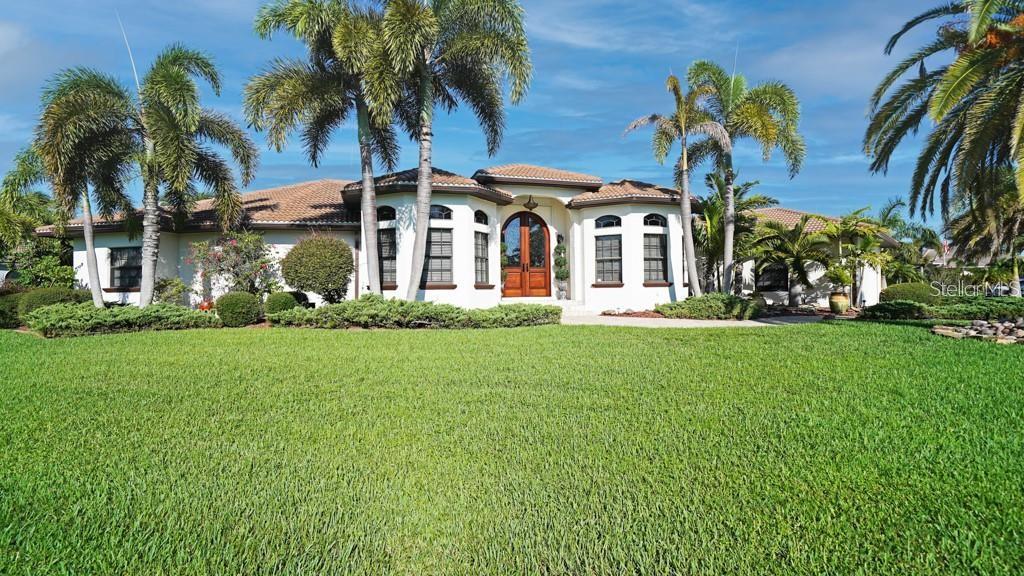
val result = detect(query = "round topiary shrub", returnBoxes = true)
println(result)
[265,292,300,315]
[880,282,938,305]
[17,287,90,319]
[216,291,262,327]
[280,236,354,304]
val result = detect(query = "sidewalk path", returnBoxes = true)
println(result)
[560,314,824,329]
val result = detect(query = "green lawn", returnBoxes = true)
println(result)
[1,322,1022,574]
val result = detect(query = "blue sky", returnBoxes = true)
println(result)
[0,0,942,220]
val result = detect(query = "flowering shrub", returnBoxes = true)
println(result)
[189,232,279,295]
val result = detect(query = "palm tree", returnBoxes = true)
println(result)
[35,49,258,306]
[694,172,777,292]
[822,209,887,306]
[865,1,1024,219]
[687,60,805,294]
[246,0,402,294]
[948,167,1024,296]
[366,0,531,300]
[0,148,54,257]
[754,215,832,307]
[626,75,732,297]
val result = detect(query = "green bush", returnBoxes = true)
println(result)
[216,292,262,327]
[268,294,561,330]
[655,293,761,320]
[17,287,90,319]
[25,303,221,338]
[860,300,933,320]
[154,277,191,305]
[0,294,24,328]
[879,282,939,305]
[280,236,354,304]
[265,292,300,315]
[931,298,1024,320]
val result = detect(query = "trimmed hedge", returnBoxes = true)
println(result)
[268,295,561,329]
[17,287,91,319]
[879,282,939,305]
[265,292,301,315]
[655,293,761,320]
[861,297,1024,321]
[0,293,23,328]
[25,303,221,338]
[280,236,354,304]
[216,292,262,327]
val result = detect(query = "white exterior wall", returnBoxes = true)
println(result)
[578,204,689,312]
[740,260,883,308]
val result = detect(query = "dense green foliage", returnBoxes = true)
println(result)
[860,300,933,321]
[880,282,940,305]
[264,292,300,315]
[215,292,262,327]
[655,293,761,320]
[863,297,1024,320]
[24,303,221,338]
[153,277,192,305]
[280,236,354,304]
[16,286,89,319]
[0,293,23,328]
[270,295,561,330]
[0,323,1022,573]
[12,255,75,288]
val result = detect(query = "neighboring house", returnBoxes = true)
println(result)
[742,207,893,308]
[36,164,889,311]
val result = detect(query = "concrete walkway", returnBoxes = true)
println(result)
[561,314,823,329]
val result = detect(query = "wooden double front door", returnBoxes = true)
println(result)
[502,211,551,297]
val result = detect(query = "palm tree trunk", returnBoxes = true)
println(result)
[405,64,434,301]
[1011,255,1021,297]
[788,274,800,307]
[356,98,381,295]
[722,163,736,295]
[680,147,702,298]
[138,148,159,307]
[80,192,104,308]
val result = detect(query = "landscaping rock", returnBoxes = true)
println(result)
[933,320,1024,345]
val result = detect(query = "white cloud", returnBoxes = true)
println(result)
[0,21,27,56]
[524,0,730,54]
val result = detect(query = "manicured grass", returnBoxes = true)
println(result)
[1,322,1022,574]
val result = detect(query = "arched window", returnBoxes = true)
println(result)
[595,215,621,229]
[643,213,667,227]
[430,205,453,220]
[474,210,489,225]
[377,206,396,221]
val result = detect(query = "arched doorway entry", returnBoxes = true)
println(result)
[501,211,551,297]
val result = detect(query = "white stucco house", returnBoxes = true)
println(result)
[36,164,888,312]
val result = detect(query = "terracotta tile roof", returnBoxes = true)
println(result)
[474,164,603,188]
[568,179,683,208]
[343,167,513,204]
[752,207,836,233]
[36,179,358,236]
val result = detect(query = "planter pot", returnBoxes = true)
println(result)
[555,280,569,300]
[828,292,850,315]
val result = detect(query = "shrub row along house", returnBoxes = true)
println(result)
[36,164,890,311]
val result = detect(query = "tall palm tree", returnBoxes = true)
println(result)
[948,167,1024,295]
[366,0,531,300]
[754,215,832,307]
[626,75,731,297]
[36,49,258,306]
[33,71,139,308]
[694,172,777,292]
[865,1,1024,218]
[246,0,402,294]
[687,60,805,294]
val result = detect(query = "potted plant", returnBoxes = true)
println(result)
[825,265,853,314]
[553,243,569,300]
